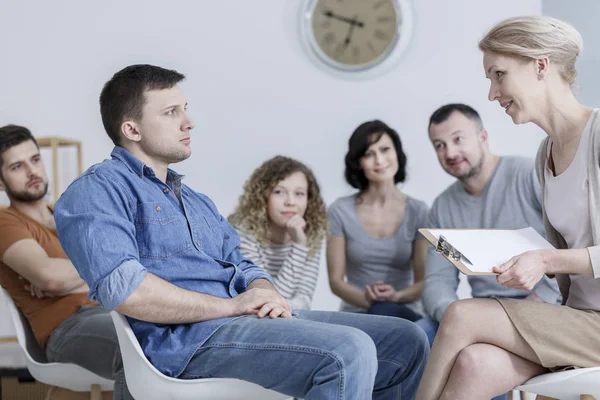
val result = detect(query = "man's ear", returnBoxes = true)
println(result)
[0,177,5,192]
[121,120,142,143]
[479,128,489,144]
[535,57,550,80]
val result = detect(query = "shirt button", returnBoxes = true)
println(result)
[163,188,169,194]
[156,206,161,212]
[196,241,201,247]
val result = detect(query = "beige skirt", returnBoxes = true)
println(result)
[496,298,600,370]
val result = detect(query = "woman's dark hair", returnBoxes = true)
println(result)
[344,120,407,191]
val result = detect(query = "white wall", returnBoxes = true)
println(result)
[543,0,600,107]
[0,0,544,316]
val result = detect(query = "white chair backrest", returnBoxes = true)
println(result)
[0,287,48,364]
[110,311,175,379]
[110,311,290,400]
[1,287,115,392]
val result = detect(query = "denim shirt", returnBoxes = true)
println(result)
[54,146,273,377]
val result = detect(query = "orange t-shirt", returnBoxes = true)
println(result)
[0,206,97,349]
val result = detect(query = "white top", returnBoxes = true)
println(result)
[236,229,320,310]
[544,110,600,310]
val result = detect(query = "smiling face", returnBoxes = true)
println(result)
[484,51,545,125]
[0,140,49,203]
[267,171,309,229]
[359,133,399,184]
[429,111,488,180]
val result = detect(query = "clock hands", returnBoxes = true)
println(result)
[322,10,363,55]
[322,10,365,28]
[340,19,358,52]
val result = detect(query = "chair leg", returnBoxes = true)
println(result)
[508,390,513,400]
[45,386,57,400]
[90,384,102,400]
[520,391,529,400]
[47,386,99,400]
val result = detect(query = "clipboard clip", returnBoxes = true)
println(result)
[436,235,462,262]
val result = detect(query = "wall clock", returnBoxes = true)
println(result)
[300,0,414,77]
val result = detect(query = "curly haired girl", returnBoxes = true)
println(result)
[229,156,327,310]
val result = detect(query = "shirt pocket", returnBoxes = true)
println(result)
[135,202,192,260]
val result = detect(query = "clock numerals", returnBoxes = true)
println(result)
[323,32,336,47]
[374,29,389,41]
[367,41,376,54]
[334,43,347,56]
[320,19,332,29]
[352,45,360,62]
[308,0,407,69]
[377,16,394,23]
[373,0,386,10]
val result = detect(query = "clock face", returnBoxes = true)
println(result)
[308,0,401,70]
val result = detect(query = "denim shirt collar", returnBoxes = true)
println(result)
[110,146,184,185]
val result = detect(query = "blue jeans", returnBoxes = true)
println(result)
[367,302,422,322]
[414,316,439,348]
[46,306,134,400]
[414,317,508,400]
[181,310,429,399]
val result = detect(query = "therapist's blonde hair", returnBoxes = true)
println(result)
[479,15,583,85]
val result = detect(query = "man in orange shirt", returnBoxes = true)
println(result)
[0,124,132,399]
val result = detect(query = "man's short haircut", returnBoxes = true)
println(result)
[428,103,484,132]
[99,64,186,146]
[0,124,38,168]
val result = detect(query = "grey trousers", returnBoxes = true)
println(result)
[45,305,134,400]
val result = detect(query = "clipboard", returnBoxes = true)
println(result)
[418,227,555,276]
[419,228,494,276]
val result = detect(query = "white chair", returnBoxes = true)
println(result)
[110,311,290,400]
[0,287,114,399]
[517,367,600,400]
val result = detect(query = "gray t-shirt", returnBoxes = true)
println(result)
[423,156,562,322]
[328,194,429,312]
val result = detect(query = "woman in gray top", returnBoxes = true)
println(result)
[327,120,429,321]
[416,16,600,400]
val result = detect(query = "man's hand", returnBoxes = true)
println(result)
[24,283,46,299]
[21,275,88,299]
[232,287,292,319]
[19,275,49,299]
[285,215,308,247]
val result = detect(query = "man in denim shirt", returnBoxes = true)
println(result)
[54,64,429,399]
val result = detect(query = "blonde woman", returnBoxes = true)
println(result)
[229,156,327,310]
[416,16,600,400]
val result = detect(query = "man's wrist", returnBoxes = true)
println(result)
[222,296,240,317]
[248,278,274,290]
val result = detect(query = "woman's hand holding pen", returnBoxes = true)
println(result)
[492,249,551,290]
